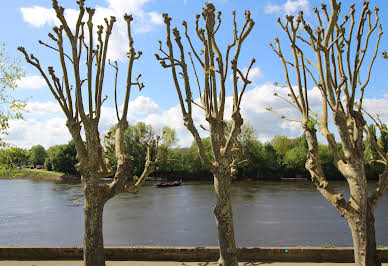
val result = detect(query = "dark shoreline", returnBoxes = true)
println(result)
[0,246,387,262]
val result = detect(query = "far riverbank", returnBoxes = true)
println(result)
[0,169,80,182]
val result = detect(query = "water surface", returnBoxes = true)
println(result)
[0,179,387,246]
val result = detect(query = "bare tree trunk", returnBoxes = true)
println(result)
[366,202,380,266]
[348,201,381,266]
[304,127,381,266]
[83,178,105,266]
[213,172,237,266]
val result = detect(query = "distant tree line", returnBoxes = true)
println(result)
[0,141,77,175]
[1,122,386,180]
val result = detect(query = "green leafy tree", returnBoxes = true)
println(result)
[261,142,280,173]
[378,124,388,153]
[0,146,28,169]
[29,145,47,166]
[240,139,264,179]
[0,43,26,145]
[284,144,307,175]
[45,144,65,171]
[318,144,342,180]
[161,126,176,148]
[51,141,77,174]
[365,125,379,162]
[271,135,293,160]
[44,157,53,171]
[105,122,157,177]
[271,135,302,159]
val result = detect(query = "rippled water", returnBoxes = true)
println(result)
[0,179,387,246]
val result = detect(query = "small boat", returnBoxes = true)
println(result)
[155,179,183,187]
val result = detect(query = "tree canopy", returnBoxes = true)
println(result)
[29,144,47,166]
[0,43,25,145]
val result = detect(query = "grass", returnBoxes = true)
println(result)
[319,245,336,248]
[296,245,388,249]
[297,245,334,248]
[0,168,65,181]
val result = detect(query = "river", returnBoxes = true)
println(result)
[0,179,387,247]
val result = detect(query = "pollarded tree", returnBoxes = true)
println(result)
[18,1,158,265]
[156,3,255,266]
[268,1,387,265]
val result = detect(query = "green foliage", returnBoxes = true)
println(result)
[271,135,299,160]
[50,141,77,174]
[318,144,341,179]
[29,145,47,166]
[278,134,309,176]
[239,139,265,178]
[261,142,280,172]
[365,125,379,162]
[105,122,176,178]
[44,157,53,171]
[306,117,317,130]
[319,245,336,248]
[0,43,26,145]
[0,146,28,169]
[0,168,61,178]
[161,126,176,148]
[17,122,379,181]
[378,125,388,153]
[364,125,385,179]
[284,144,307,173]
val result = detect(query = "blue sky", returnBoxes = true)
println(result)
[2,0,388,149]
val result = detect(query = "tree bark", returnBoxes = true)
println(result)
[83,178,105,266]
[213,172,237,266]
[305,126,381,266]
[348,201,381,266]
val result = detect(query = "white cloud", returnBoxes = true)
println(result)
[363,96,388,125]
[265,0,310,15]
[264,4,282,14]
[246,67,264,81]
[142,106,195,147]
[20,6,56,27]
[20,0,163,60]
[25,101,62,115]
[230,66,264,83]
[149,12,163,25]
[127,95,160,114]
[4,117,71,149]
[108,0,150,12]
[240,83,305,142]
[7,84,388,150]
[139,83,314,146]
[16,75,47,90]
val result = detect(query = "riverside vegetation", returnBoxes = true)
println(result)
[2,122,387,182]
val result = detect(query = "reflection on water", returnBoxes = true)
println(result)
[0,179,387,246]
